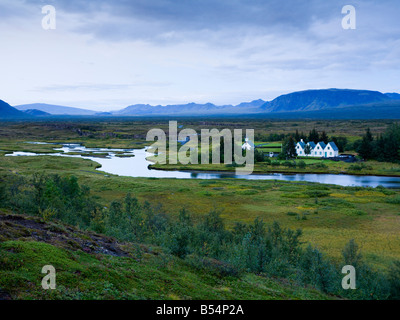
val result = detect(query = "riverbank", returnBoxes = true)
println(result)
[148,158,400,178]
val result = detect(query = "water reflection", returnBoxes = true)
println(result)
[6,143,400,189]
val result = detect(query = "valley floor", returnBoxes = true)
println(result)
[1,120,399,299]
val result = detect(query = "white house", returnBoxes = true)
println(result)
[325,142,339,158]
[295,140,317,157]
[295,140,339,158]
[242,138,255,151]
[295,140,306,156]
[314,142,326,157]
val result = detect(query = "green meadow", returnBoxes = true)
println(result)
[1,145,400,270]
[1,119,400,299]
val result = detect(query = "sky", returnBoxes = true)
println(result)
[0,0,399,111]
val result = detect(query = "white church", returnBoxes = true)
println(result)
[296,139,339,158]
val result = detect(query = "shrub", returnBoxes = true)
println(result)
[186,255,240,277]
[283,161,296,168]
[271,161,280,167]
[349,163,366,171]
[342,239,363,268]
[304,190,330,198]
[388,260,400,299]
[297,161,306,169]
[387,196,400,204]
[314,163,327,169]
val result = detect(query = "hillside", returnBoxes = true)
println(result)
[385,93,400,100]
[114,100,265,116]
[0,100,27,118]
[261,89,391,112]
[22,109,51,116]
[254,100,400,120]
[0,211,330,300]
[15,103,97,116]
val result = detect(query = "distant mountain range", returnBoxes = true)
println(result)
[15,103,97,116]
[1,89,400,119]
[114,99,266,116]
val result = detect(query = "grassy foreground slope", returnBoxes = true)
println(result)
[1,155,400,269]
[0,211,330,300]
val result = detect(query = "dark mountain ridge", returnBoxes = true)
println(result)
[261,89,391,112]
[114,99,266,115]
[0,100,27,118]
[2,89,400,119]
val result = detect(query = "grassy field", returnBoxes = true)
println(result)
[1,120,399,274]
[1,153,400,271]
[0,119,396,144]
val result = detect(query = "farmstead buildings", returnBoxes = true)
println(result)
[296,139,339,158]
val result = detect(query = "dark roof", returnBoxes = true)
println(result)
[307,142,316,148]
[297,141,306,148]
[317,142,326,149]
[327,142,339,151]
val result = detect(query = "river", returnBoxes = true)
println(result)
[6,143,400,188]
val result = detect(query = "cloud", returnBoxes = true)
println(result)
[35,82,171,92]
[16,0,350,41]
[1,0,400,109]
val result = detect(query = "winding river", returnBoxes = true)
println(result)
[6,143,400,188]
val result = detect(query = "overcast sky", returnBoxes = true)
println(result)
[0,0,399,111]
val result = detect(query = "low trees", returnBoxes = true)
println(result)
[280,135,297,159]
[357,125,400,162]
[308,128,320,143]
[304,144,312,156]
[358,128,374,160]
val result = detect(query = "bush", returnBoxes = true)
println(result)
[283,161,296,168]
[186,255,240,277]
[342,239,363,267]
[314,163,327,169]
[304,190,330,198]
[298,245,338,293]
[271,161,280,167]
[297,161,306,169]
[388,260,400,299]
[349,163,366,171]
[386,196,400,205]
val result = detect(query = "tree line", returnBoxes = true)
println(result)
[357,124,400,162]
